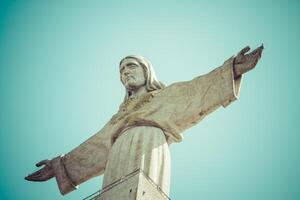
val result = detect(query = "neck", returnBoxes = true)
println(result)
[128,86,147,98]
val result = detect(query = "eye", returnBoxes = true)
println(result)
[128,64,137,69]
[120,66,125,72]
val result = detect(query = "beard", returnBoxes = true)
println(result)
[123,77,146,91]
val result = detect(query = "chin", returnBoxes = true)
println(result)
[125,82,137,88]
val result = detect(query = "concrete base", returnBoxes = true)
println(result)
[83,169,169,200]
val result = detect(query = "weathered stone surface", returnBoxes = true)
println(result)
[84,169,169,200]
[25,46,264,199]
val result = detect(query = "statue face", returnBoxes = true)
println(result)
[120,58,146,91]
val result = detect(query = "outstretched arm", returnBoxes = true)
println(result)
[25,122,113,195]
[139,45,264,142]
[25,156,77,194]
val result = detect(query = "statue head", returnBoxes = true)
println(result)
[119,55,165,100]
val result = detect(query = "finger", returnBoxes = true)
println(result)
[31,172,48,180]
[25,175,39,181]
[252,45,264,53]
[25,175,45,182]
[250,46,264,59]
[25,171,43,180]
[257,44,264,57]
[25,172,47,181]
[26,169,43,178]
[27,170,53,182]
[260,43,264,50]
[25,176,33,181]
[239,46,251,55]
[25,174,43,181]
[36,160,49,167]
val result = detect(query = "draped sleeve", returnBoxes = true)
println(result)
[50,122,113,195]
[49,56,243,194]
[130,57,242,143]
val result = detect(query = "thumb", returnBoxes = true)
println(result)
[239,46,251,55]
[36,160,50,167]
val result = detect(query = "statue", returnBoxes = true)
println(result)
[25,45,264,197]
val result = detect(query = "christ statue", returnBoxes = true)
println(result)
[25,45,264,197]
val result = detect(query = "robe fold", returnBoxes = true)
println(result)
[51,57,242,195]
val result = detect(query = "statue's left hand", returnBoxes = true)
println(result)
[233,45,264,77]
[25,160,54,182]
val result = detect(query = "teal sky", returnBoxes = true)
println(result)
[0,0,299,199]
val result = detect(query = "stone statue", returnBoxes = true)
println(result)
[25,45,264,197]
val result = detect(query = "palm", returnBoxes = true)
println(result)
[25,160,54,182]
[234,45,264,77]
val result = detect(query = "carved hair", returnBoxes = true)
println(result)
[120,55,165,100]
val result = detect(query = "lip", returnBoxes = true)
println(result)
[125,75,135,80]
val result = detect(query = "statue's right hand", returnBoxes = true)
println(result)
[25,160,54,182]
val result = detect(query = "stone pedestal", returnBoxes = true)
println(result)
[83,169,170,200]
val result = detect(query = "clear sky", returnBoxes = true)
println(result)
[0,0,299,199]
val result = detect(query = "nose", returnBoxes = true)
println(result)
[123,68,130,76]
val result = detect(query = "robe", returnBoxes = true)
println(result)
[50,57,242,196]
